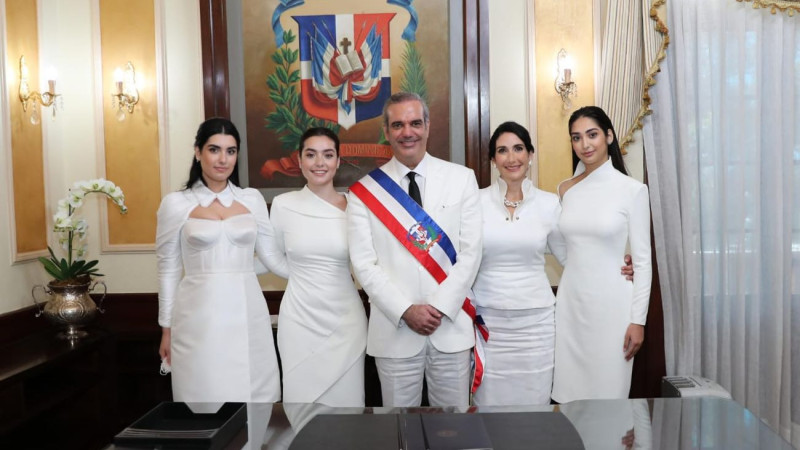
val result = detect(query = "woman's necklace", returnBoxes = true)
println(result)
[503,197,522,208]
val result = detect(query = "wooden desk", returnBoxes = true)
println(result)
[0,329,116,449]
[108,397,793,449]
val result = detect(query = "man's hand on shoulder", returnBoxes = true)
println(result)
[402,304,442,336]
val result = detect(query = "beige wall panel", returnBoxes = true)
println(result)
[99,0,160,245]
[5,0,48,256]
[533,0,595,193]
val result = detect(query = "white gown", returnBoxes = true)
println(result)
[156,182,281,403]
[267,187,367,406]
[551,159,652,403]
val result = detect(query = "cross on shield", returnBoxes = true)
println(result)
[293,13,395,129]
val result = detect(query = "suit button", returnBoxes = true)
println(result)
[505,218,509,221]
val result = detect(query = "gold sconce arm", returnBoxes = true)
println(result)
[18,55,61,123]
[554,49,578,110]
[111,62,140,119]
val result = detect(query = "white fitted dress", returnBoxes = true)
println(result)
[472,178,567,406]
[267,187,367,406]
[551,159,652,403]
[156,182,281,403]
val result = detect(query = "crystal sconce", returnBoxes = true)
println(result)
[554,49,577,110]
[18,55,61,125]
[111,62,139,121]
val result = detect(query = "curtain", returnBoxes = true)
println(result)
[642,0,800,445]
[597,0,666,153]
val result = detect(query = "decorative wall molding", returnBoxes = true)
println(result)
[736,0,800,16]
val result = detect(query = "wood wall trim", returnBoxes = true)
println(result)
[462,0,491,186]
[199,0,230,118]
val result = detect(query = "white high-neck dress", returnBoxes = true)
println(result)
[551,159,652,403]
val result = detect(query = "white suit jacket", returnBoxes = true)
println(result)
[347,154,483,358]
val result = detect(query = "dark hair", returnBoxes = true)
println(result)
[488,121,535,160]
[184,117,241,189]
[299,127,340,156]
[568,106,627,175]
[382,91,429,126]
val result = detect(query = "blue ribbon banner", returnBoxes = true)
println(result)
[272,0,419,46]
[386,0,418,42]
[272,0,305,47]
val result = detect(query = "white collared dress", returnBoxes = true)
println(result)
[471,178,566,406]
[551,159,652,403]
[267,187,367,406]
[156,182,281,403]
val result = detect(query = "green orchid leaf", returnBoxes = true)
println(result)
[38,257,64,279]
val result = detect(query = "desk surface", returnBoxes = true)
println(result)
[111,397,793,450]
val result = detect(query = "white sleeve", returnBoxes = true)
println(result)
[155,193,188,328]
[249,191,290,279]
[347,190,413,327]
[628,184,652,325]
[262,196,290,279]
[546,200,568,266]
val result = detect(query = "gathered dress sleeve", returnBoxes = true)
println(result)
[155,192,190,328]
[247,190,290,279]
[628,184,652,325]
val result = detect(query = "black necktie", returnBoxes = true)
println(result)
[407,171,422,206]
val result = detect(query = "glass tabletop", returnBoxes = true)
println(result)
[110,397,793,449]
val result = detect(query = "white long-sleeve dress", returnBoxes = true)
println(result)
[472,178,567,406]
[551,159,652,403]
[156,182,281,403]
[267,187,367,406]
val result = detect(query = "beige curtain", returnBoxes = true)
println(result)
[597,0,667,153]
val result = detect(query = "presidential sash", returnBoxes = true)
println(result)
[350,167,489,393]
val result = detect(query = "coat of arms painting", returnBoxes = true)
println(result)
[239,0,453,192]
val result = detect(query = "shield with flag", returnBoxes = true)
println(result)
[293,13,394,129]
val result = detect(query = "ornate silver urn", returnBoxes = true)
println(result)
[32,279,107,340]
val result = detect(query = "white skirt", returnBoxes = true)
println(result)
[472,306,555,406]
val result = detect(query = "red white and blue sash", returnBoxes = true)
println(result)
[350,167,489,393]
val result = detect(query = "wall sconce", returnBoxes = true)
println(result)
[111,62,139,121]
[554,49,577,110]
[18,55,61,125]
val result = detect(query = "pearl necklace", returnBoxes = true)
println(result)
[503,197,522,208]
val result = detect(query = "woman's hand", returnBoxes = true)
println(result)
[621,254,634,281]
[159,328,172,365]
[623,324,644,361]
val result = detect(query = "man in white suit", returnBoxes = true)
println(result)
[348,92,482,407]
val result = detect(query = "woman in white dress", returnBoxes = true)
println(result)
[156,118,281,403]
[265,127,367,407]
[552,106,652,403]
[472,122,633,406]
[471,122,567,406]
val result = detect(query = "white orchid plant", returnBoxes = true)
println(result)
[38,179,128,283]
